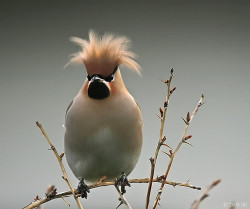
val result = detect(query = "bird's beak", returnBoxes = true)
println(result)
[88,75,110,100]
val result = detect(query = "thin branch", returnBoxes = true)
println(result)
[25,71,206,209]
[25,178,201,209]
[115,186,132,209]
[31,122,83,209]
[145,68,175,209]
[191,179,221,209]
[89,178,201,190]
[152,94,205,209]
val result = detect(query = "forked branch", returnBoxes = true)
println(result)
[25,177,201,209]
[145,68,175,209]
[25,69,205,209]
[25,121,201,209]
[28,122,83,209]
[152,94,205,209]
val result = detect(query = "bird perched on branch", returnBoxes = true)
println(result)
[64,31,143,197]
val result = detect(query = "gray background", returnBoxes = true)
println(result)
[1,1,249,208]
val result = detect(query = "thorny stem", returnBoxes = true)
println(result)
[152,94,205,209]
[191,179,221,209]
[32,122,83,209]
[25,178,201,209]
[145,69,174,209]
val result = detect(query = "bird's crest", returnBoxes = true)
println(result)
[68,30,140,77]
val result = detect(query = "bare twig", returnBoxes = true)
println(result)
[191,179,221,209]
[26,71,205,209]
[25,178,201,209]
[152,94,205,209]
[90,178,201,190]
[145,68,175,209]
[31,122,83,209]
[115,186,132,209]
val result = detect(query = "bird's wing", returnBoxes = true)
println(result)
[134,98,144,126]
[134,98,141,110]
[65,99,74,117]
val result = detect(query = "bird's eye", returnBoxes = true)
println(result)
[104,75,114,82]
[87,65,118,82]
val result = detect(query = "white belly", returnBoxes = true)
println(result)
[64,92,142,182]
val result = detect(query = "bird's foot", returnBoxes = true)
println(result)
[115,172,131,194]
[77,179,90,198]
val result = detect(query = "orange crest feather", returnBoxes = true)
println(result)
[68,30,140,77]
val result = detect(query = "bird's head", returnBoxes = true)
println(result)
[67,31,140,100]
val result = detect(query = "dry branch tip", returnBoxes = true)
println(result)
[191,179,221,209]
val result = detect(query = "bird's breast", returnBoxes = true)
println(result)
[64,91,142,182]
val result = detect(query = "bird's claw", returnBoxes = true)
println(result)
[77,179,90,198]
[115,172,131,194]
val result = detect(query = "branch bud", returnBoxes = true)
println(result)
[198,94,205,107]
[186,112,190,123]
[149,157,154,165]
[170,68,174,75]
[31,195,41,209]
[211,179,221,187]
[170,87,176,94]
[45,185,57,198]
[33,195,40,201]
[60,152,65,159]
[184,135,192,140]
[159,107,163,118]
[164,101,168,108]
[162,136,166,142]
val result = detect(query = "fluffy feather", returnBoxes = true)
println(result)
[68,30,140,77]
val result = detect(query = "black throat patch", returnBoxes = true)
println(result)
[88,79,110,100]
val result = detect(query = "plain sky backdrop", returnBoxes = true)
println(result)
[1,1,250,209]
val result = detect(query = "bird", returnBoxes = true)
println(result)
[64,31,143,197]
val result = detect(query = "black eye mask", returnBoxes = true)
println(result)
[87,65,118,82]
